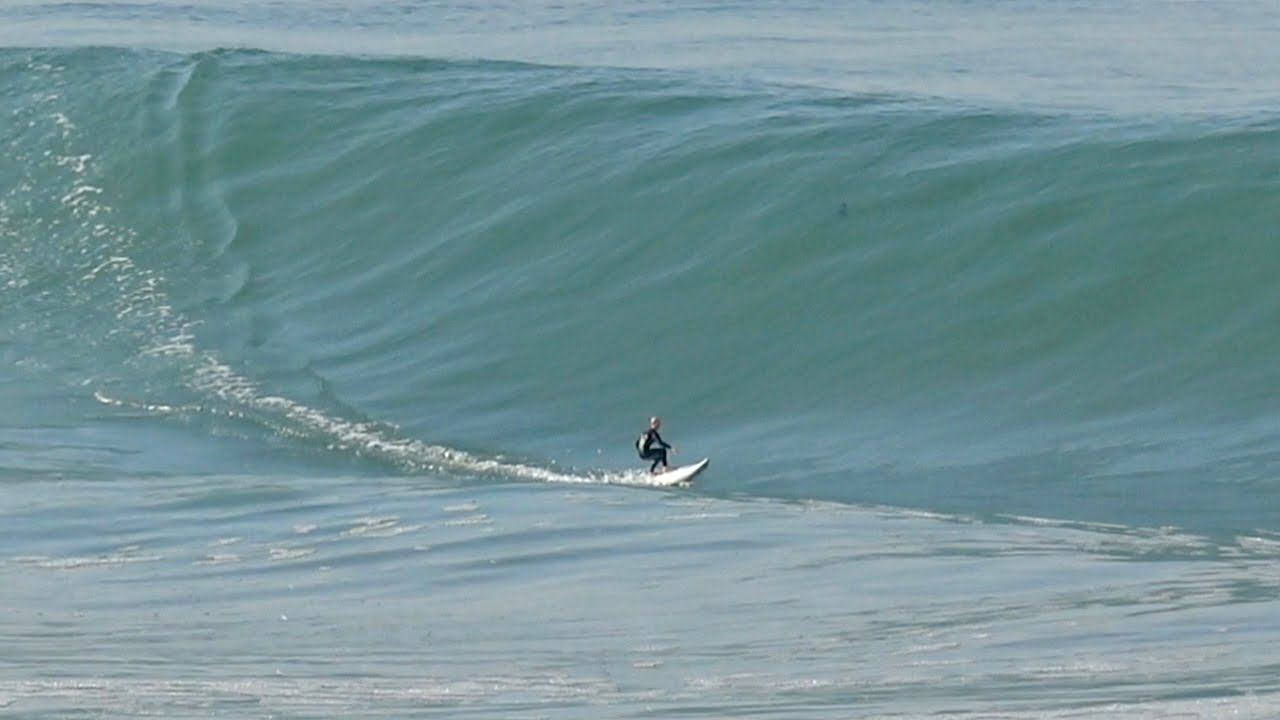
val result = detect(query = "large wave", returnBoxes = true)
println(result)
[3,48,1278,528]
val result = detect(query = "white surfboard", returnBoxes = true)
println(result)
[649,457,710,486]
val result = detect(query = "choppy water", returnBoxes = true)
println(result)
[3,2,1280,717]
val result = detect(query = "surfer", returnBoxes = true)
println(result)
[636,416,675,474]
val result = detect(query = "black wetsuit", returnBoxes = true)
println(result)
[637,428,671,472]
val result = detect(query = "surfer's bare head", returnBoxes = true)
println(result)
[650,416,662,429]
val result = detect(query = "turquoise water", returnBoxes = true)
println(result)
[3,2,1280,717]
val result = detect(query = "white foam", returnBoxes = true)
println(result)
[665,512,741,521]
[195,553,240,566]
[341,516,422,538]
[1236,535,1280,556]
[267,546,316,561]
[443,514,491,527]
[31,105,655,491]
[14,546,161,570]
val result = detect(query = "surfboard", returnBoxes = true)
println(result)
[649,457,710,486]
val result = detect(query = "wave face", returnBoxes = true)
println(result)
[3,47,1279,534]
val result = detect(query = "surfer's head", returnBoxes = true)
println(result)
[650,416,662,429]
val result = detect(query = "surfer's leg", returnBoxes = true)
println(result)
[651,449,668,473]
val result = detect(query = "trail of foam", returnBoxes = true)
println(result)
[91,385,662,486]
[6,87,661,490]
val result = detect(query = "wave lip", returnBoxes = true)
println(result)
[5,0,1280,115]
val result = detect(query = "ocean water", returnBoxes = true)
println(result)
[3,1,1280,717]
